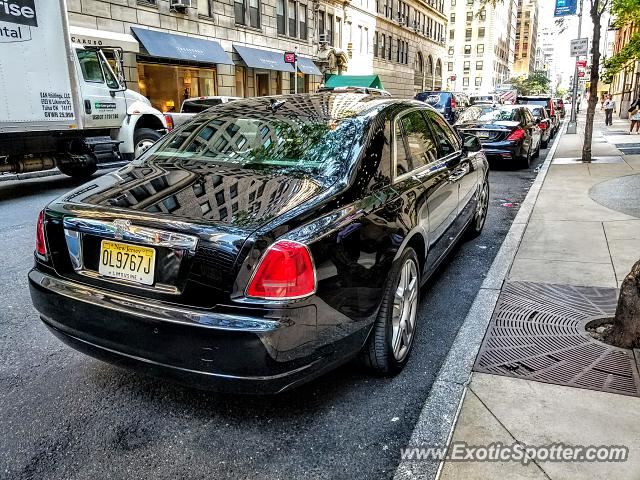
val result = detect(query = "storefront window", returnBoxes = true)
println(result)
[138,63,216,113]
[289,73,307,93]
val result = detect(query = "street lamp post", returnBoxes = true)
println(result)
[567,0,585,134]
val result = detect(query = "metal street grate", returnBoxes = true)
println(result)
[474,281,640,397]
[614,143,640,148]
[604,131,633,136]
[619,148,640,155]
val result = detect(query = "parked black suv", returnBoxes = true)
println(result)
[415,91,469,124]
[515,95,559,137]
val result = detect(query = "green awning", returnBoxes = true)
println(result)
[324,75,383,89]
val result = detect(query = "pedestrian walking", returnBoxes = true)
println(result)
[628,97,640,134]
[604,95,615,126]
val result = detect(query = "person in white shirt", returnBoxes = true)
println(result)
[604,95,616,126]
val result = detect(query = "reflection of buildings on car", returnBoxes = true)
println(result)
[67,0,447,101]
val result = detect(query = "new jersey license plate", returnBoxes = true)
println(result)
[98,240,156,285]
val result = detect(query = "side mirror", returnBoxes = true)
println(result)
[462,133,482,153]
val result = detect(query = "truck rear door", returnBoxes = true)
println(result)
[75,48,126,130]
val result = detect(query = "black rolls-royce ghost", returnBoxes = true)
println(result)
[29,93,489,393]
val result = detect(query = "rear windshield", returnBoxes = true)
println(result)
[456,106,497,124]
[416,92,448,109]
[145,114,364,179]
[181,98,224,113]
[478,109,519,122]
[470,96,495,104]
[516,98,548,107]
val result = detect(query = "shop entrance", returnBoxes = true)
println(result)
[255,73,270,97]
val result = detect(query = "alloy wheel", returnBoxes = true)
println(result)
[134,139,155,158]
[391,258,419,362]
[475,182,489,231]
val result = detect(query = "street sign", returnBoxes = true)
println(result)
[554,0,577,16]
[578,71,585,78]
[284,51,296,65]
[576,60,587,68]
[570,38,589,57]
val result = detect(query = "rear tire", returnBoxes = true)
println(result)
[359,248,420,375]
[57,157,97,178]
[466,179,489,239]
[519,146,531,169]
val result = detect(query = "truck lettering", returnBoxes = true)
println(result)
[0,0,37,27]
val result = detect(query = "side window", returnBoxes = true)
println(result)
[394,121,411,177]
[398,110,438,172]
[77,50,104,83]
[425,110,460,157]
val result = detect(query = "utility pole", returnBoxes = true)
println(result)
[567,0,585,134]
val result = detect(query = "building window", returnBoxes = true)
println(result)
[336,16,342,46]
[299,3,307,39]
[479,9,486,20]
[448,46,454,55]
[449,29,454,40]
[327,13,334,45]
[235,0,260,28]
[235,66,246,97]
[466,11,473,21]
[476,60,483,70]
[475,77,482,86]
[451,0,455,5]
[319,11,325,39]
[477,44,484,53]
[465,28,472,41]
[466,0,473,4]
[448,62,453,71]
[388,35,392,60]
[464,44,471,54]
[287,0,296,36]
[197,0,211,16]
[374,31,378,57]
[463,77,469,86]
[450,12,455,22]
[463,61,470,71]
[478,27,485,38]
[397,38,401,62]
[381,33,386,60]
[277,0,285,34]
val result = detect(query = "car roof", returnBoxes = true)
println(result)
[195,93,419,121]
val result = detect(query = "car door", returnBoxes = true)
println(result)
[398,109,458,271]
[75,48,127,130]
[426,110,477,228]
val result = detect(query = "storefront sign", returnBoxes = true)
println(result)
[284,52,296,65]
[554,0,577,17]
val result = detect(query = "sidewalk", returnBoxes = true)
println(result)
[439,109,640,479]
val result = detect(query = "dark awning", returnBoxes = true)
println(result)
[324,75,384,89]
[297,57,322,75]
[131,27,233,65]
[233,45,294,72]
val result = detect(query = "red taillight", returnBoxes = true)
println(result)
[450,97,456,109]
[164,114,174,132]
[538,121,547,130]
[246,241,316,299]
[507,128,526,141]
[36,210,47,256]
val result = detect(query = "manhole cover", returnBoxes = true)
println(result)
[589,173,640,218]
[474,281,640,397]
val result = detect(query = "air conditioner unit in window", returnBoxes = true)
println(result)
[170,0,192,11]
[319,33,329,45]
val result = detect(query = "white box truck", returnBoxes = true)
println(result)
[0,0,167,178]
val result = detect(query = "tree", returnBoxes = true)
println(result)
[601,0,640,83]
[582,0,612,162]
[506,71,552,95]
[605,259,640,348]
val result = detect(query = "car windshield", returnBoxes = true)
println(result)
[478,108,518,122]
[529,107,544,117]
[145,114,364,180]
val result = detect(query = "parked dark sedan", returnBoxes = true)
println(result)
[523,104,552,148]
[456,105,542,168]
[29,94,489,394]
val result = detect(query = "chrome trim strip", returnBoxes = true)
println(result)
[30,269,282,333]
[63,217,198,253]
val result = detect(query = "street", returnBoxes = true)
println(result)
[0,150,546,480]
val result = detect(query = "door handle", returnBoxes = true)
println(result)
[84,100,92,114]
[448,163,469,183]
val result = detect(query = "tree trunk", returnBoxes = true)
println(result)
[605,259,640,349]
[582,2,603,162]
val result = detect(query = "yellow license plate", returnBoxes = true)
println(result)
[98,240,156,286]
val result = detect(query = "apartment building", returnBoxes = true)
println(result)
[513,0,538,77]
[445,0,517,94]
[66,0,447,106]
[609,21,640,117]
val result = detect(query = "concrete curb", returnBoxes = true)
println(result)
[393,123,565,480]
[0,161,128,183]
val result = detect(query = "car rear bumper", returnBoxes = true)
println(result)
[481,140,522,160]
[29,268,342,394]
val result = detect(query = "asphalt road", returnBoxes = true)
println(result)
[0,149,546,480]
